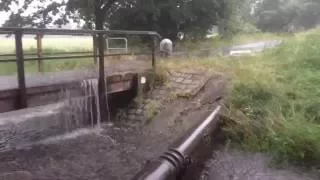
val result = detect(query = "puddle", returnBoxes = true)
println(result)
[199,150,318,180]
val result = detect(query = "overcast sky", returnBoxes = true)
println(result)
[0,0,81,28]
[0,12,10,26]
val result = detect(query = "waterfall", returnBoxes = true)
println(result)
[81,78,101,128]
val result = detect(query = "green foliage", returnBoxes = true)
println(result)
[1,0,235,40]
[256,0,320,32]
[226,29,320,165]
[144,100,161,122]
[110,0,226,40]
[0,0,119,28]
[159,29,320,166]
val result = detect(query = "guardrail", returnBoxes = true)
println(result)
[0,27,161,121]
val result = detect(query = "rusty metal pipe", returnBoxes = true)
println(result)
[134,105,221,180]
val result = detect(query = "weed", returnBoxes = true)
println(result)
[144,100,161,122]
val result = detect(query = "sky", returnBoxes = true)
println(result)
[0,0,81,28]
[0,12,10,26]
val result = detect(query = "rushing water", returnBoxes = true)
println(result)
[81,78,102,128]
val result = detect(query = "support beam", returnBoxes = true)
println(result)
[36,33,43,72]
[152,36,156,69]
[93,35,98,64]
[95,0,108,122]
[14,31,27,109]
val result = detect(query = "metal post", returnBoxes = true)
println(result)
[36,33,43,72]
[93,35,98,64]
[97,32,108,121]
[152,36,156,69]
[15,31,27,109]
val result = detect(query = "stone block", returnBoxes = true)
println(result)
[176,78,184,83]
[183,79,193,84]
[123,73,136,81]
[128,109,136,114]
[136,109,143,114]
[108,75,122,83]
[0,171,33,180]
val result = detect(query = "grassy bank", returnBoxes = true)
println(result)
[160,29,320,166]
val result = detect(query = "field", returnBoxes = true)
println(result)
[0,36,94,75]
[160,29,320,167]
[0,33,286,75]
[0,36,93,54]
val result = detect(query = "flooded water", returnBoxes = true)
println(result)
[199,150,319,180]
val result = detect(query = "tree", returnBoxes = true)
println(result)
[110,0,226,40]
[255,0,320,32]
[0,0,120,30]
[0,0,235,39]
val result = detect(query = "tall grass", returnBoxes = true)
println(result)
[160,29,320,166]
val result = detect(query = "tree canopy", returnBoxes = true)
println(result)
[0,0,231,39]
[255,0,320,32]
[110,0,226,39]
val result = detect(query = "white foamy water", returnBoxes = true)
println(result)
[0,103,64,126]
[81,78,101,127]
[36,127,103,145]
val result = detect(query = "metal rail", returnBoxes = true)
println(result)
[0,51,93,57]
[106,37,128,54]
[134,105,221,180]
[0,27,160,117]
[0,28,161,38]
[0,53,151,63]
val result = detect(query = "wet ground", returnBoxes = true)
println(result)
[200,149,319,180]
[0,72,224,180]
[0,68,318,180]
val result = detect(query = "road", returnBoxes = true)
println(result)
[227,40,282,56]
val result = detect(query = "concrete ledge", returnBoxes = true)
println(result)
[0,73,139,113]
[0,89,138,152]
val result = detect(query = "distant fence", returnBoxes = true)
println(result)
[0,27,161,119]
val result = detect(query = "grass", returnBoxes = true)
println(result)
[0,36,92,54]
[144,100,161,122]
[0,36,94,75]
[160,29,320,167]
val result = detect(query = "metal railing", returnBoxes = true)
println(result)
[106,37,128,54]
[134,104,222,180]
[0,27,161,120]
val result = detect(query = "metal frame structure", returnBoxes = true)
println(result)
[0,27,161,121]
[106,37,128,54]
